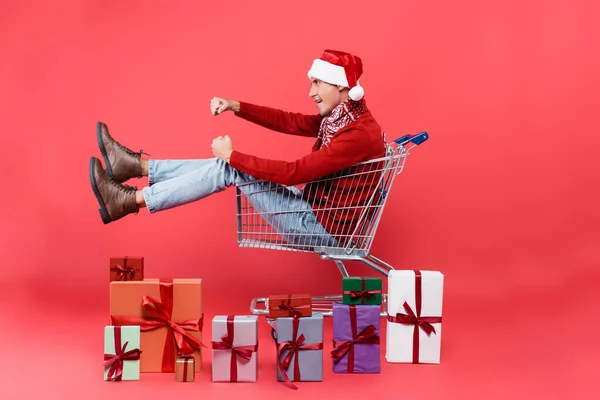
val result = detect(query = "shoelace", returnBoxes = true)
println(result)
[114,139,149,159]
[108,176,138,194]
[110,178,139,214]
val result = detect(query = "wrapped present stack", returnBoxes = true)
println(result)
[331,277,382,374]
[109,278,204,373]
[101,254,445,388]
[103,256,204,382]
[268,294,323,390]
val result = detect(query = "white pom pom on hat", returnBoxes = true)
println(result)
[348,83,364,101]
[307,49,365,101]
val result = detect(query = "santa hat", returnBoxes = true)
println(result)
[307,49,365,101]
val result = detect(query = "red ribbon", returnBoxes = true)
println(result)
[110,280,204,372]
[331,305,380,372]
[110,257,139,281]
[277,317,323,390]
[104,326,142,381]
[343,278,381,304]
[344,290,381,302]
[274,295,309,318]
[211,316,258,382]
[386,270,442,363]
[180,356,193,382]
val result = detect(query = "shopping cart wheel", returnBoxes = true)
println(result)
[265,317,278,342]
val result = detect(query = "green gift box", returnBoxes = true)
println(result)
[104,326,141,381]
[342,277,382,305]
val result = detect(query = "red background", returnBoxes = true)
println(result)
[1,0,599,398]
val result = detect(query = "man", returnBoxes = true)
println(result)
[89,49,386,248]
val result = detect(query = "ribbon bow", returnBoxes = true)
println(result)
[104,327,142,381]
[139,295,203,355]
[277,320,323,390]
[212,333,256,361]
[111,263,136,281]
[347,290,378,300]
[391,301,440,335]
[279,333,307,371]
[278,301,303,319]
[110,281,204,372]
[104,342,142,381]
[331,325,379,361]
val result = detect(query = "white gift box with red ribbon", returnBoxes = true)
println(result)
[385,270,444,364]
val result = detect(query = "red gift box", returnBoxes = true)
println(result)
[268,294,312,318]
[109,256,144,282]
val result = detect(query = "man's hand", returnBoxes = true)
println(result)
[212,135,233,163]
[210,97,240,115]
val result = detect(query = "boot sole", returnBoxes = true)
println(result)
[89,157,112,224]
[96,122,114,179]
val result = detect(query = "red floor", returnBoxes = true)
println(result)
[2,282,597,400]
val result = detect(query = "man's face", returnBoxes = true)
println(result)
[309,78,344,116]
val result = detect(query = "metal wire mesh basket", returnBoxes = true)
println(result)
[236,132,429,324]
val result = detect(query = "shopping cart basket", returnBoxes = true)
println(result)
[236,132,429,338]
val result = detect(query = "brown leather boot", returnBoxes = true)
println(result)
[96,121,147,183]
[89,157,139,224]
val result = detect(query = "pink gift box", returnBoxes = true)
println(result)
[211,316,258,382]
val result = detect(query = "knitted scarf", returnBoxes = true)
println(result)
[318,98,369,148]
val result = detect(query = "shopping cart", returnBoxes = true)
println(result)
[237,132,429,339]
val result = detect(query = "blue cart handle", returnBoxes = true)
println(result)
[393,131,429,146]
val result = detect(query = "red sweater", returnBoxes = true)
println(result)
[229,101,386,243]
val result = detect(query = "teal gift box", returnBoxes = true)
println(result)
[104,326,141,381]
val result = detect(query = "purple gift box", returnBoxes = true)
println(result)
[332,303,381,373]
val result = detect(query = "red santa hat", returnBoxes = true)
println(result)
[307,49,365,101]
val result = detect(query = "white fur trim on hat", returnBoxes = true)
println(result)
[307,59,349,87]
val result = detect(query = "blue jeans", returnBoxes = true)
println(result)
[141,158,338,249]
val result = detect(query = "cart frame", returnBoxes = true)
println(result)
[236,132,429,321]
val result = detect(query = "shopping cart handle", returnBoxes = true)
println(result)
[393,131,429,146]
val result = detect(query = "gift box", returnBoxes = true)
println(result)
[386,270,443,364]
[276,313,323,390]
[212,315,259,382]
[176,356,195,382]
[332,303,380,373]
[342,277,382,305]
[268,294,312,318]
[104,326,141,381]
[109,278,203,372]
[110,256,144,282]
